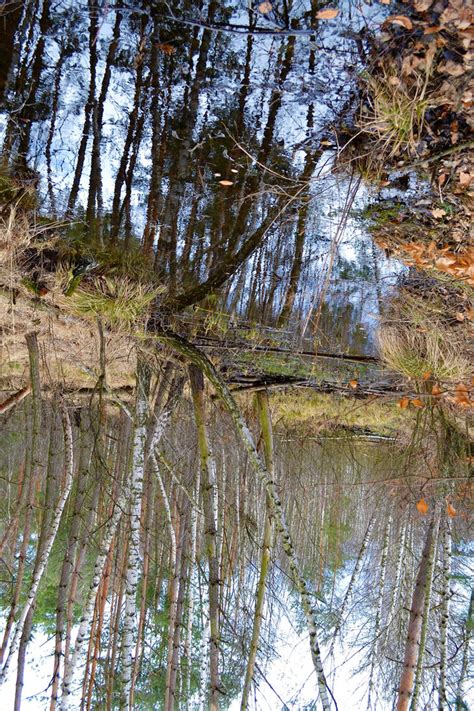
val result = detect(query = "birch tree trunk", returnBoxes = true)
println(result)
[396,517,436,711]
[438,520,451,711]
[330,514,376,655]
[157,331,333,710]
[0,405,74,684]
[240,390,275,710]
[455,588,473,710]
[410,514,439,710]
[367,515,392,709]
[184,471,201,709]
[189,364,221,710]
[120,360,150,709]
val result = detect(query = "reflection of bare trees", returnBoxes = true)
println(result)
[0,327,470,709]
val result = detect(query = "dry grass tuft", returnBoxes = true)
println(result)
[58,276,163,327]
[358,57,433,164]
[378,295,471,382]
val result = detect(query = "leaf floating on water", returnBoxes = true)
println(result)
[316,8,339,19]
[218,180,234,186]
[258,1,273,13]
[398,396,409,409]
[158,43,176,55]
[387,15,414,30]
[416,498,429,515]
[447,503,457,517]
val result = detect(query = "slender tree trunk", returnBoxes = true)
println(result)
[438,520,451,711]
[240,390,275,710]
[330,514,376,655]
[120,361,150,709]
[66,0,98,217]
[410,514,439,710]
[0,405,74,686]
[189,365,221,710]
[157,332,333,710]
[455,588,473,710]
[0,0,23,100]
[368,515,392,709]
[396,517,436,711]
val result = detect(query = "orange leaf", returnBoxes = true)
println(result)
[157,43,176,55]
[316,8,339,19]
[447,503,457,517]
[411,398,424,408]
[431,384,442,397]
[398,396,409,409]
[349,379,358,389]
[455,383,470,405]
[387,15,413,30]
[416,498,429,515]
[422,371,432,380]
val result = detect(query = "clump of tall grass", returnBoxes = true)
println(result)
[62,276,163,327]
[378,295,471,382]
[358,58,432,161]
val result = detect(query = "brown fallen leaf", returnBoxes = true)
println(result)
[258,1,273,13]
[459,172,472,187]
[411,398,424,408]
[424,25,442,34]
[414,0,432,9]
[447,502,457,517]
[422,371,432,380]
[455,383,470,405]
[432,207,446,219]
[431,384,442,397]
[416,498,429,515]
[387,15,413,30]
[438,60,465,77]
[316,8,339,19]
[398,396,410,409]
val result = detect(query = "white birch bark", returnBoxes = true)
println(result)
[59,494,124,709]
[0,405,74,685]
[329,514,376,655]
[184,472,201,709]
[120,381,148,710]
[157,333,334,710]
[455,588,473,708]
[367,515,391,709]
[410,513,439,710]
[438,520,451,710]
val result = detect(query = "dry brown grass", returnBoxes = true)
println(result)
[378,294,472,382]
